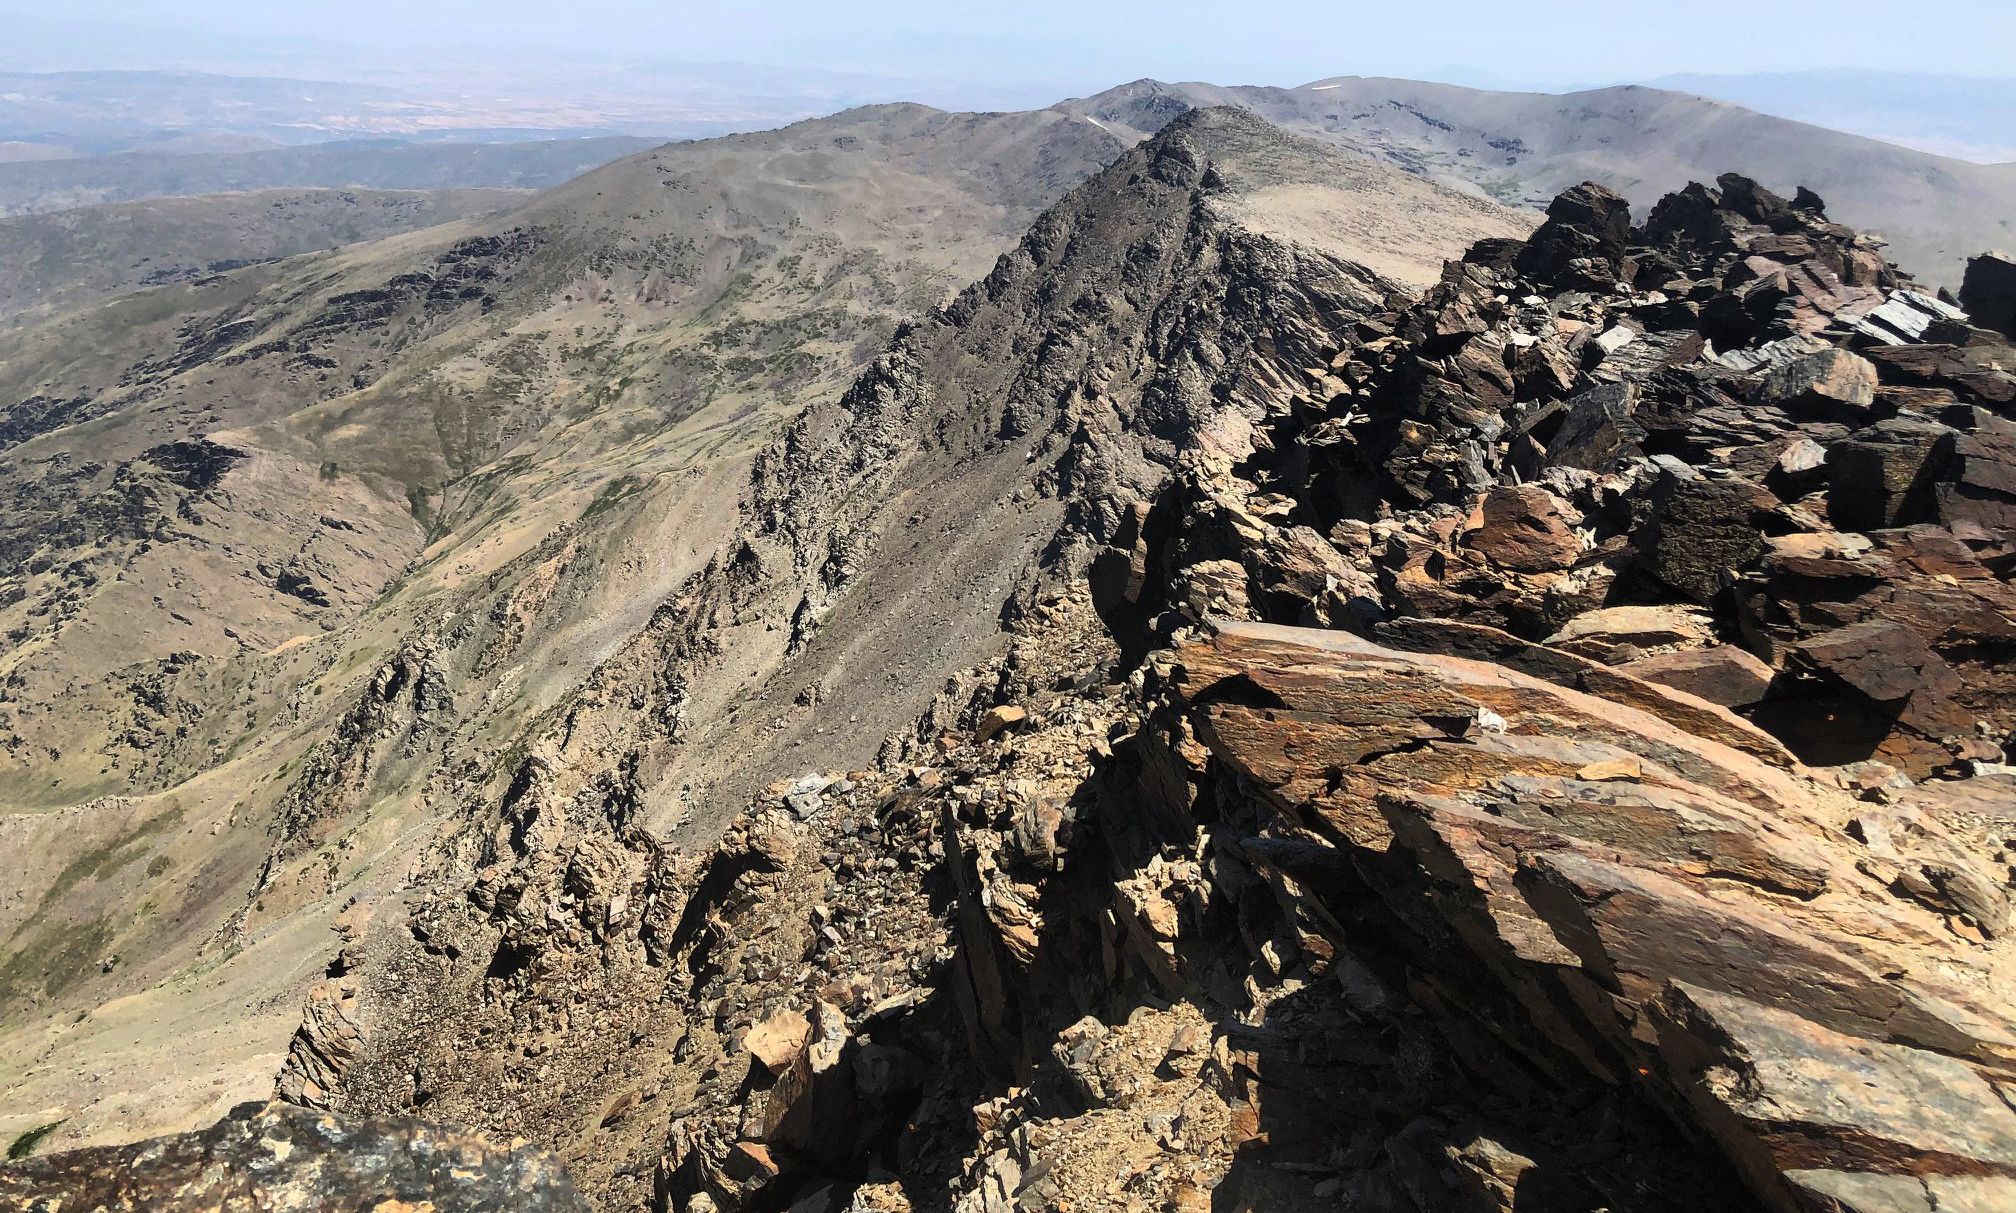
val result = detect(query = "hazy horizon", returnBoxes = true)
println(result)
[7,1,2014,99]
[4,3,2015,164]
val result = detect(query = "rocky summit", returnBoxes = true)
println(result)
[3,102,2015,1213]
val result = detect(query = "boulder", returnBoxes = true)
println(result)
[1780,620,1974,771]
[1537,381,1645,470]
[1827,419,1957,531]
[1617,644,1775,708]
[1959,250,2016,339]
[1752,348,1878,418]
[1938,420,2016,529]
[1637,472,1776,603]
[745,1006,813,1075]
[976,705,1028,742]
[761,1000,859,1172]
[1545,604,1716,664]
[1466,484,1584,573]
[1514,182,1633,288]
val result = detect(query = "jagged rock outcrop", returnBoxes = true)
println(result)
[228,108,1496,1213]
[1153,621,2016,1212]
[1115,171,2016,779]
[0,1101,590,1211]
[70,152,2009,1213]
[1062,172,2016,1212]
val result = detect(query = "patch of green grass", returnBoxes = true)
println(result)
[1480,174,1526,204]
[8,1119,67,1160]
[579,474,646,522]
[24,805,184,922]
[0,914,114,1004]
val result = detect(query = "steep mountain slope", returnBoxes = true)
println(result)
[1064,77,2016,287]
[236,106,1523,1210]
[0,102,1131,1151]
[108,134,2007,1213]
[0,187,529,323]
[0,135,660,216]
[0,100,1520,1169]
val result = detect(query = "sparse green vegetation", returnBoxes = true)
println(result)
[0,913,115,1003]
[579,474,647,521]
[26,805,185,919]
[1480,174,1526,204]
[8,1119,67,1160]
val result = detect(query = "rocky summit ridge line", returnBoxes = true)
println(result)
[0,100,1142,1146]
[6,111,2016,1213]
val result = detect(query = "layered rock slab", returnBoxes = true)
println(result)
[1164,621,2016,1213]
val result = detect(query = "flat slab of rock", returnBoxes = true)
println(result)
[1546,604,1716,663]
[1654,984,2016,1207]
[1618,644,1776,708]
[1167,621,2016,1213]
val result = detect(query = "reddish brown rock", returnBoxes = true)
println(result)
[1162,622,2016,1213]
[1465,483,1584,573]
[1651,984,2016,1210]
[1618,644,1776,708]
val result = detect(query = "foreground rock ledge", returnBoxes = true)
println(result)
[1165,620,2016,1213]
[0,1101,590,1212]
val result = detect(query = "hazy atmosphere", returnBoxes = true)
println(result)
[12,1,2016,89]
[4,3,2016,1212]
[9,2,2016,161]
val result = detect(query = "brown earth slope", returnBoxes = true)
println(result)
[0,187,530,324]
[0,101,1134,1152]
[94,134,2008,1213]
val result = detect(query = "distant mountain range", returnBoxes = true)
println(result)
[0,65,956,156]
[1649,69,2016,164]
[1067,77,2016,287]
[0,187,529,323]
[3,70,2010,287]
[0,135,660,217]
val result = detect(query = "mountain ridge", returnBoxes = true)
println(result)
[122,133,2016,1213]
[1063,75,2016,287]
[3,76,2016,1213]
[0,135,663,216]
[0,97,1140,1149]
[0,186,532,323]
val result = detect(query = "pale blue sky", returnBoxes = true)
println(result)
[7,1,2014,93]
